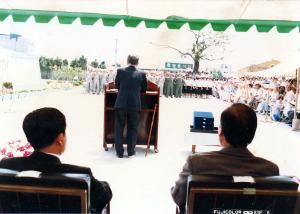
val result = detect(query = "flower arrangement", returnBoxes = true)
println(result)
[0,140,33,160]
[2,82,13,89]
[1,82,13,96]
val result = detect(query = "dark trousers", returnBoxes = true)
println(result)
[115,109,140,155]
[287,110,300,124]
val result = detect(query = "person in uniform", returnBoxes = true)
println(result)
[164,73,171,97]
[163,72,169,96]
[177,74,185,98]
[158,72,165,97]
[90,70,96,94]
[168,73,174,98]
[85,70,92,93]
[101,70,108,93]
[97,70,103,94]
[173,74,179,98]
[93,71,100,95]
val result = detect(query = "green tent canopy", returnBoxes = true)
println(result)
[0,9,300,33]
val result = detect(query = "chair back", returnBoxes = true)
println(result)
[187,175,300,214]
[0,168,90,213]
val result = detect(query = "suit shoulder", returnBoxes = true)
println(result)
[188,151,221,165]
[59,163,92,174]
[117,68,125,73]
[0,157,27,167]
[0,157,33,172]
[189,151,218,160]
[137,70,146,76]
[254,156,279,174]
[185,154,200,166]
[138,69,145,74]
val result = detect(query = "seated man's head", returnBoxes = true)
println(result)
[219,103,257,148]
[23,107,67,155]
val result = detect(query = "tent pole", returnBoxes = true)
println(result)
[126,0,129,15]
[294,69,299,118]
[292,69,300,130]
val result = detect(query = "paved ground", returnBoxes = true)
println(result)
[1,89,300,214]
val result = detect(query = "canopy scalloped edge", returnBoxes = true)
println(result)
[0,9,300,33]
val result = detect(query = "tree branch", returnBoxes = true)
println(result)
[201,56,223,61]
[160,44,195,60]
[149,29,228,65]
[188,30,199,41]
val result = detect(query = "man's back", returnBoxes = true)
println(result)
[114,66,147,110]
[188,147,279,176]
[0,151,91,174]
[172,103,280,208]
[171,147,279,208]
[0,151,112,213]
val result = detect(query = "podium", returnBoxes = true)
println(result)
[103,81,160,154]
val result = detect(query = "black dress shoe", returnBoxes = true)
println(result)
[128,151,136,157]
[117,154,123,158]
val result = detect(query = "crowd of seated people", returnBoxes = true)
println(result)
[85,64,299,108]
[213,77,299,126]
[85,66,299,125]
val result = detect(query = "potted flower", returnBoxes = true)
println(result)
[2,82,13,94]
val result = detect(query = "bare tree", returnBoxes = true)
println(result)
[155,30,228,72]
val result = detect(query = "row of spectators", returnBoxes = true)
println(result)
[146,70,214,98]
[85,68,299,126]
[85,68,215,98]
[143,70,300,126]
[142,70,299,126]
[85,68,115,94]
[213,77,299,126]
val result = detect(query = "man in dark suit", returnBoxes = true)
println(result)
[0,108,112,213]
[171,103,279,209]
[114,55,147,158]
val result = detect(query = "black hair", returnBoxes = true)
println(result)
[220,103,257,147]
[127,55,139,65]
[22,107,66,150]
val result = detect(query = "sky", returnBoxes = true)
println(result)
[1,16,300,72]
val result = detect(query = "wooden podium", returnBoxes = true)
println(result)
[103,81,160,154]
